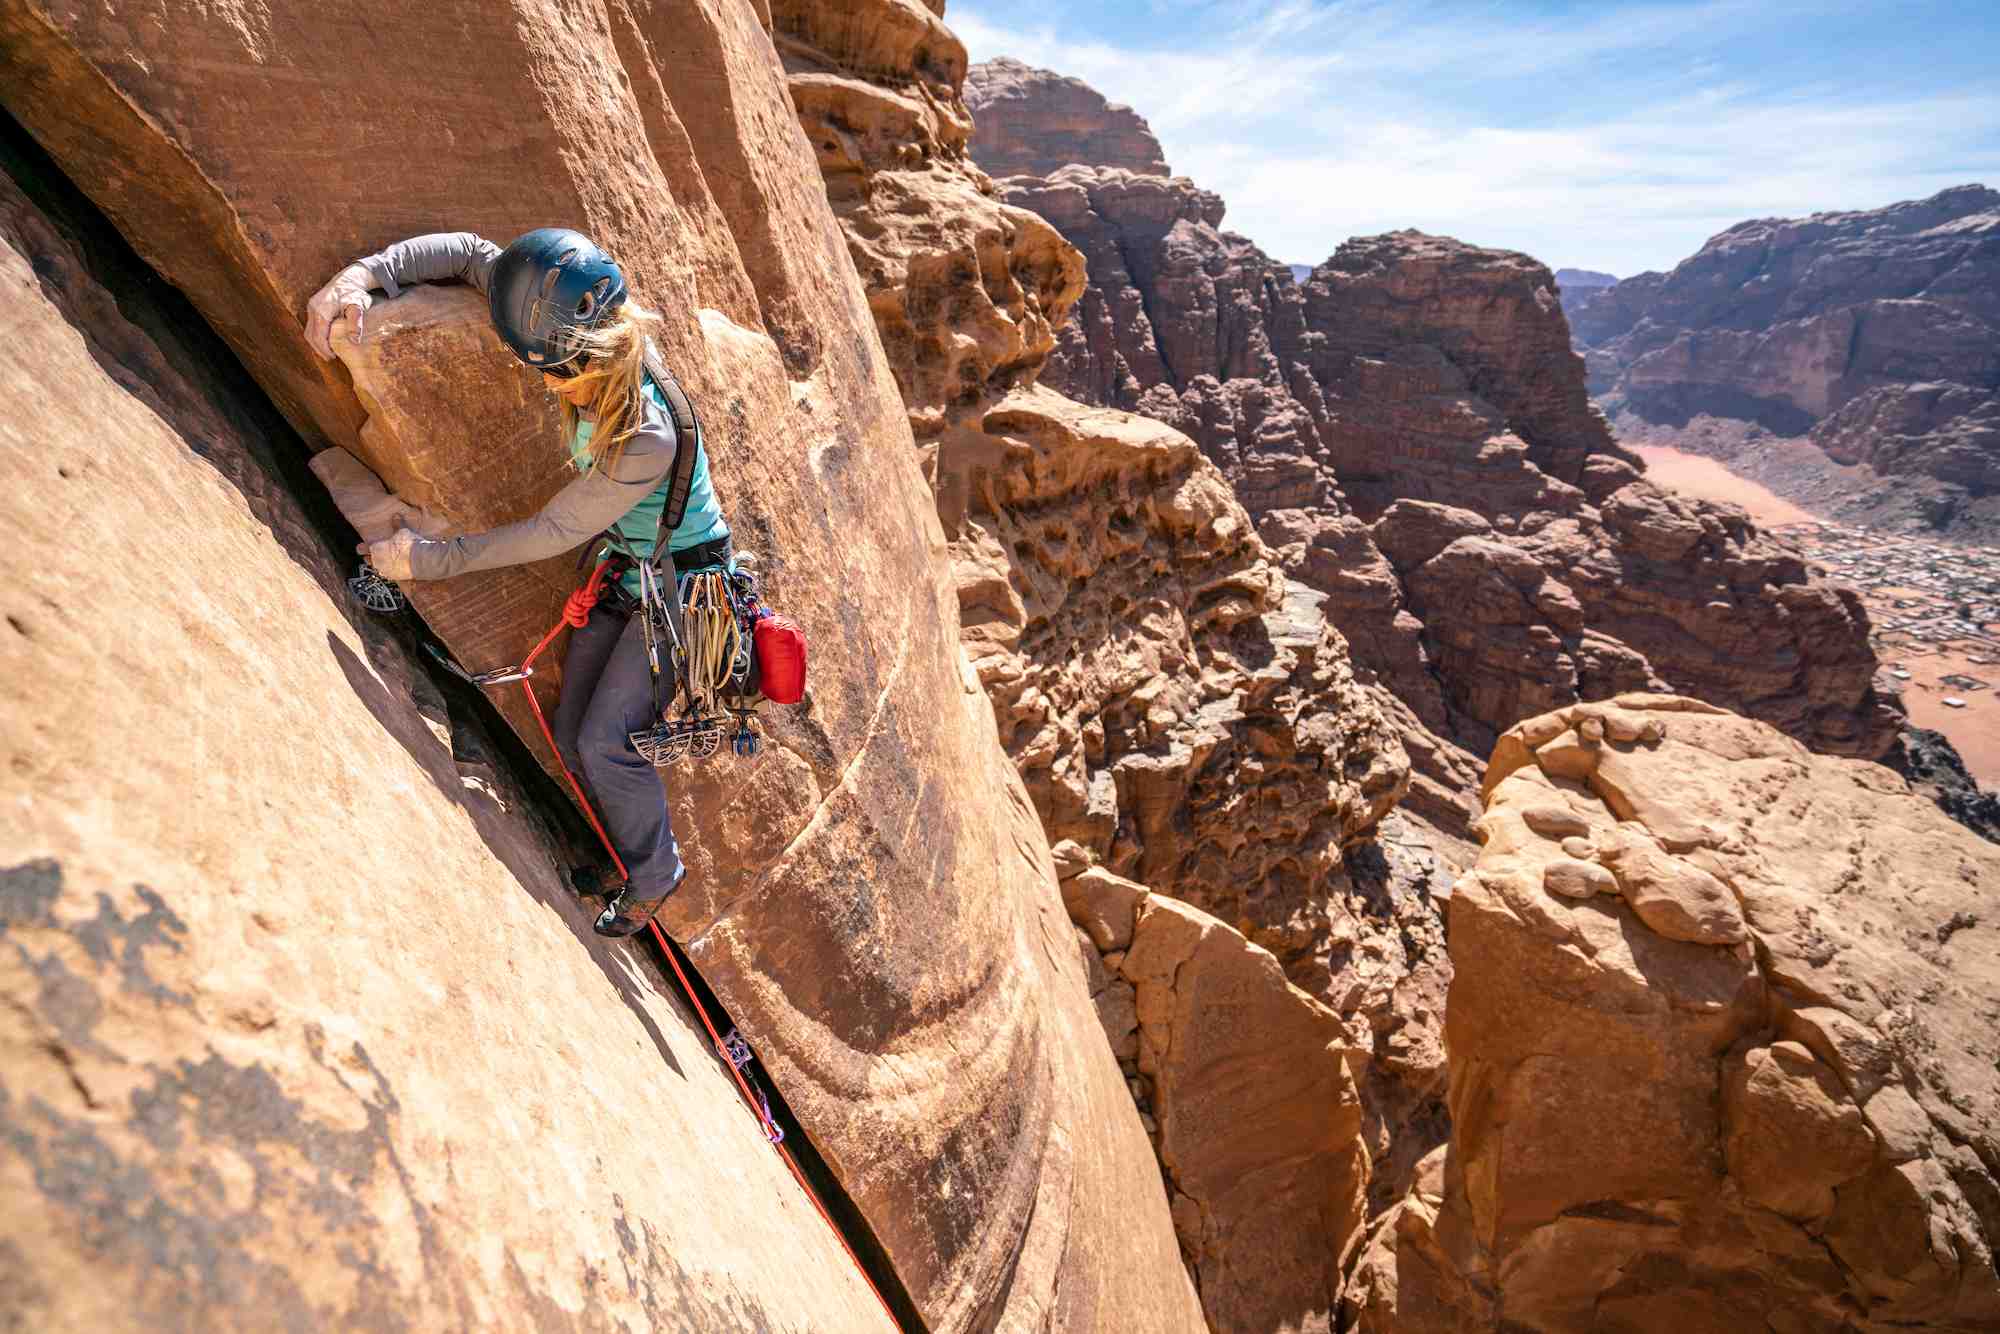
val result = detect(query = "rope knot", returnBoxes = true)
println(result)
[561,586,598,628]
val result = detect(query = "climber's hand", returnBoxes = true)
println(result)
[358,527,428,582]
[306,263,376,360]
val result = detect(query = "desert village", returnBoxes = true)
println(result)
[1774,520,2000,781]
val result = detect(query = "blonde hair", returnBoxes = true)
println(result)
[553,300,666,476]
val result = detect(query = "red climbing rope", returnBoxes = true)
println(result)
[517,563,899,1331]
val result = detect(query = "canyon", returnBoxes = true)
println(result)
[1,4,1995,1332]
[1569,187,2000,544]
[963,58,1900,774]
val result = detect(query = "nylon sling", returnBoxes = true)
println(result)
[640,349,704,695]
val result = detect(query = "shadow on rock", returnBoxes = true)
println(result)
[327,627,686,1082]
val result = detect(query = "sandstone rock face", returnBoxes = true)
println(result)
[1576,186,2000,535]
[966,74,1899,765]
[1064,875,1373,1334]
[0,145,889,1332]
[1382,695,2000,1330]
[772,0,1085,440]
[0,3,1199,1327]
[965,55,1171,180]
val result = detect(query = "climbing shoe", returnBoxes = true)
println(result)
[593,866,686,938]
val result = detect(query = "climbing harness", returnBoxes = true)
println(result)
[616,354,806,767]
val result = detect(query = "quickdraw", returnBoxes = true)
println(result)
[628,558,766,767]
[348,558,407,614]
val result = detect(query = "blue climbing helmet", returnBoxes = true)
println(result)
[488,227,627,375]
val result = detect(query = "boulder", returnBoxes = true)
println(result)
[1384,695,2000,1329]
[1115,892,1372,1334]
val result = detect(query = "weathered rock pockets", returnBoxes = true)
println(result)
[1573,186,2000,524]
[787,19,1464,1330]
[1356,695,2000,1331]
[774,0,1086,440]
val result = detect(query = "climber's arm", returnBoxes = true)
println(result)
[355,232,503,299]
[305,232,502,358]
[403,422,677,581]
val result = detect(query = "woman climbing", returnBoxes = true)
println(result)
[305,230,730,939]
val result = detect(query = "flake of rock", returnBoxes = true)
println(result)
[1543,858,1616,899]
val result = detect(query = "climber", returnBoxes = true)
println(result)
[305,230,730,939]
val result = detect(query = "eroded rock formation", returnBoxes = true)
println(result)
[0,3,1199,1327]
[773,0,1084,439]
[781,16,1464,1320]
[965,56,1171,180]
[777,0,1456,1016]
[938,385,1412,993]
[1061,860,1371,1334]
[967,59,1901,768]
[1366,695,2000,1330]
[1575,186,2000,539]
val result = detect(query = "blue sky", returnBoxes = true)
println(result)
[951,1,2000,276]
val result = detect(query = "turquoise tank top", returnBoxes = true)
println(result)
[571,371,729,594]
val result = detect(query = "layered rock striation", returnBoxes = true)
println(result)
[1361,695,2000,1330]
[968,59,1900,767]
[0,2,1201,1327]
[1575,187,2000,537]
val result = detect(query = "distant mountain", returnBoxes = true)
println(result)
[964,56,1170,179]
[961,55,1897,780]
[1574,185,2000,539]
[1554,268,1618,323]
[1288,263,1313,284]
[1555,267,1618,288]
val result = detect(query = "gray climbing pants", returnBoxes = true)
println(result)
[551,602,685,895]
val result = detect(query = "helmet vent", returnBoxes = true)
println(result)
[490,228,628,371]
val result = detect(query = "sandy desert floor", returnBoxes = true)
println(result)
[1635,445,1999,787]
[1631,444,1819,526]
[1873,635,2000,787]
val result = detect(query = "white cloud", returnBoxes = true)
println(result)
[1206,92,2000,273]
[950,1,2000,274]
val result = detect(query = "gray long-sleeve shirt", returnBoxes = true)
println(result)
[354,232,680,582]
